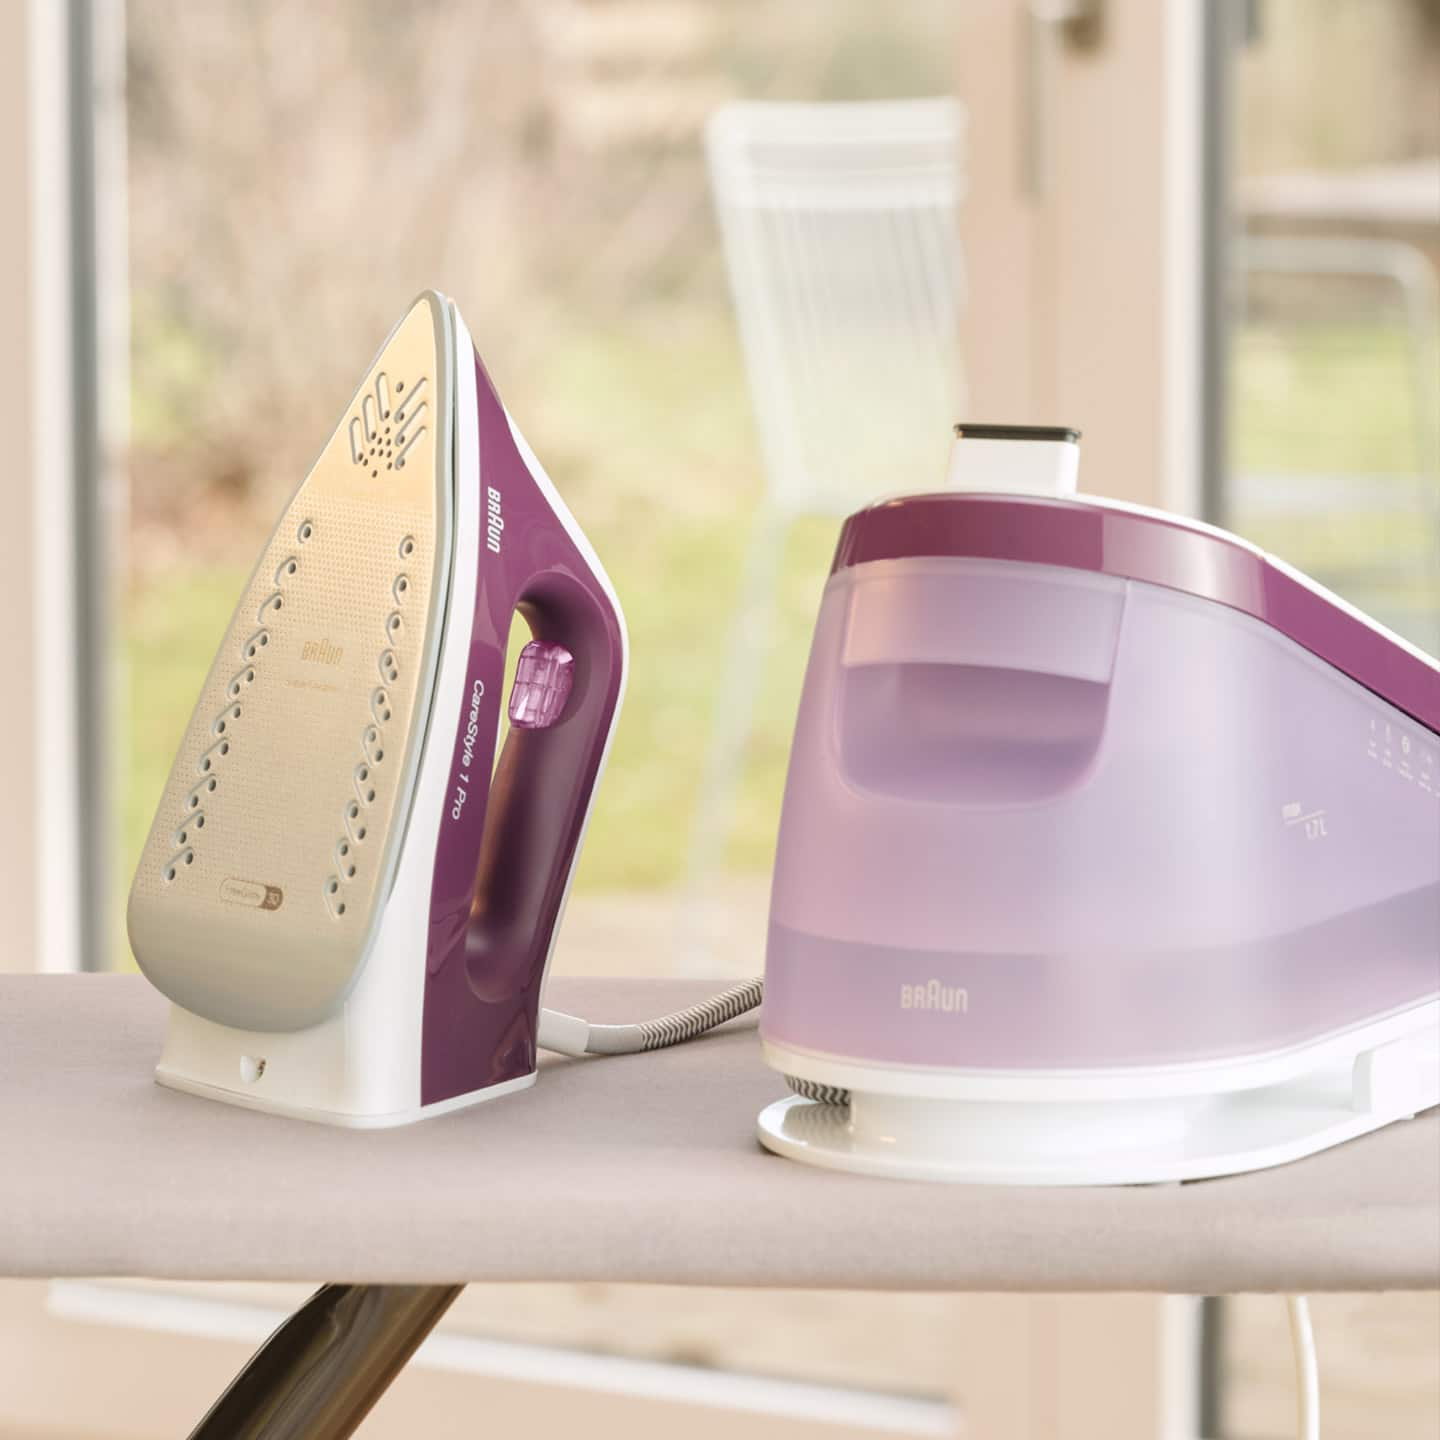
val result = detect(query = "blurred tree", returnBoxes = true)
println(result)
[125,0,958,559]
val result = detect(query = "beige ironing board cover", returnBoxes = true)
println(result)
[1,976,1436,1292]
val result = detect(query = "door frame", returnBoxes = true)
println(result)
[955,0,1217,521]
[2,0,86,976]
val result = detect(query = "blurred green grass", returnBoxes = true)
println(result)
[117,316,1438,965]
[118,311,840,968]
[1231,323,1429,476]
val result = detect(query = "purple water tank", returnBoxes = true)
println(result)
[763,481,1440,1074]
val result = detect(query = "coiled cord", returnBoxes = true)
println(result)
[539,977,769,1057]
[538,977,853,1105]
[633,977,765,1051]
[786,1074,851,1106]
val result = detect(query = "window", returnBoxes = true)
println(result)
[5,3,1433,1436]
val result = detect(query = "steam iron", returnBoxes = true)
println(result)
[128,292,626,1126]
[759,426,1440,1184]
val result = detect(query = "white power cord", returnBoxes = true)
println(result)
[1286,1294,1319,1440]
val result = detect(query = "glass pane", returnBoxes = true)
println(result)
[118,0,960,979]
[113,0,963,1410]
[1226,0,1440,655]
[1216,5,1439,1434]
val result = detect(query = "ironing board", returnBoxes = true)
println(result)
[3,975,1437,1436]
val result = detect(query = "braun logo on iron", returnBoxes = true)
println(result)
[301,639,344,666]
[486,487,504,553]
[900,980,969,1014]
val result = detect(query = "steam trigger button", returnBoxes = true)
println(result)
[508,640,575,730]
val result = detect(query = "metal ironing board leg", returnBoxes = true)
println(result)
[186,1283,463,1440]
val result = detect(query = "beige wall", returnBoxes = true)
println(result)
[0,1280,917,1440]
[0,1280,1195,1440]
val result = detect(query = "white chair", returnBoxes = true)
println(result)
[685,98,967,966]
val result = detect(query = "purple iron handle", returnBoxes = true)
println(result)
[420,353,625,1107]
